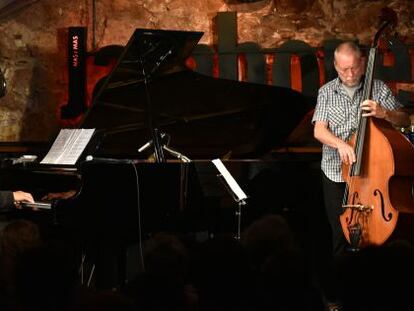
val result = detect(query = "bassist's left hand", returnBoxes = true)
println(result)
[361,99,387,119]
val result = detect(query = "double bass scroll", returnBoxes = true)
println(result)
[339,8,414,249]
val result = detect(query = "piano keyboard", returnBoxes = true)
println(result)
[20,201,52,210]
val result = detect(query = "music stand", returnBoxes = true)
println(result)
[212,159,248,240]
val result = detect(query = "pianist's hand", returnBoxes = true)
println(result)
[13,191,35,208]
[42,190,77,200]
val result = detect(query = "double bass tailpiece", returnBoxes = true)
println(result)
[342,204,374,251]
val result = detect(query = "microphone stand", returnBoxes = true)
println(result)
[138,43,173,163]
[160,143,191,212]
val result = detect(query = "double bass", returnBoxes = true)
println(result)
[339,8,414,250]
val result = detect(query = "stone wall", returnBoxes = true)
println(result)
[0,0,412,141]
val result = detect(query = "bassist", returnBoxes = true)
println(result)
[312,41,410,256]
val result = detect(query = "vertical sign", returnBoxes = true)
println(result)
[61,27,87,119]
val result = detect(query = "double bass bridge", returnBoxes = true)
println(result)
[342,204,374,213]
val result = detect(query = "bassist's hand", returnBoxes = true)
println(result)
[337,140,356,165]
[361,99,410,127]
[361,99,386,119]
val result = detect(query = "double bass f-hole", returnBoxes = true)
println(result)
[373,188,392,222]
[343,191,360,226]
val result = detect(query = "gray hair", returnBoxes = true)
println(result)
[334,41,362,61]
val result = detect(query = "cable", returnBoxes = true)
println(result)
[131,161,145,273]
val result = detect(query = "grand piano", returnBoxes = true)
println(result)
[0,29,326,289]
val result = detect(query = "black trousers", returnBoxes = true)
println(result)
[321,172,349,256]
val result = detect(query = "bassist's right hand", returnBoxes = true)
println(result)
[337,140,356,165]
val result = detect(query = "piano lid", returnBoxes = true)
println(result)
[80,29,203,143]
[80,29,314,159]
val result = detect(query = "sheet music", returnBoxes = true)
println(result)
[40,129,95,165]
[212,159,247,202]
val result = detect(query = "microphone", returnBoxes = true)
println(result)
[138,133,168,153]
[158,49,172,64]
[151,48,173,75]
[85,155,133,164]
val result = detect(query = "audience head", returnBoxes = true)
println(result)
[0,219,42,257]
